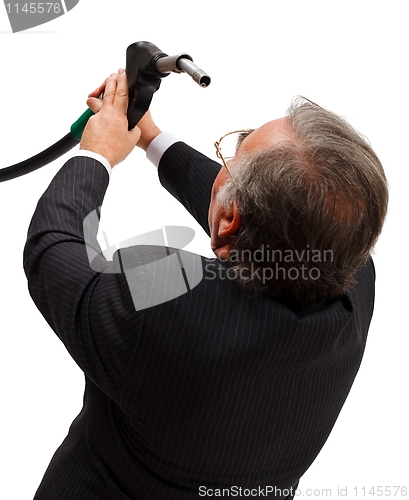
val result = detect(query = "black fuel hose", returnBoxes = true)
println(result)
[0,108,93,183]
[0,133,79,183]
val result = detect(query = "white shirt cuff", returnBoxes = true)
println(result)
[146,132,179,168]
[69,150,112,176]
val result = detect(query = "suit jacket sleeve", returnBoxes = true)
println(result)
[157,141,222,236]
[23,156,145,401]
[24,144,219,400]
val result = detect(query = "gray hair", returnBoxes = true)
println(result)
[217,97,388,307]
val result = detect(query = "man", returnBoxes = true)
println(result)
[24,70,388,499]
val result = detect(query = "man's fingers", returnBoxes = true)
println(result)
[102,73,118,106]
[93,71,128,111]
[114,68,129,112]
[88,77,108,99]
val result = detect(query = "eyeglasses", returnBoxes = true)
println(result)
[214,129,254,176]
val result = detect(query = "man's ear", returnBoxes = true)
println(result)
[218,202,242,237]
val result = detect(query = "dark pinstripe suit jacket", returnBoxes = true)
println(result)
[24,142,376,499]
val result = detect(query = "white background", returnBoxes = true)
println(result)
[0,1,407,498]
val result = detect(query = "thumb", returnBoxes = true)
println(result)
[129,125,142,144]
[86,97,103,114]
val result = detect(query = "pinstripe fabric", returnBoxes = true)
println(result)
[24,144,376,499]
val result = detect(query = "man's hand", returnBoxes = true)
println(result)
[87,75,161,153]
[80,69,141,168]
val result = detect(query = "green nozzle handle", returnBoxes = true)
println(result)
[70,108,94,141]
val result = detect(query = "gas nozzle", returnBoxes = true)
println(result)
[126,42,211,130]
[155,54,211,88]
